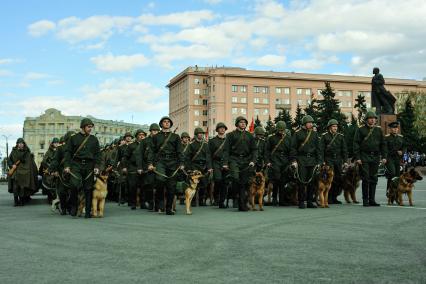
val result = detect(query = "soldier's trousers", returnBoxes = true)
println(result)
[213,161,228,206]
[228,157,255,210]
[143,172,156,208]
[327,160,343,200]
[69,162,95,215]
[155,160,178,212]
[360,160,379,202]
[127,172,141,207]
[386,157,400,195]
[57,177,70,212]
[298,165,316,204]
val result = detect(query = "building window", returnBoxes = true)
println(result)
[203,121,208,127]
[254,98,260,103]
[203,110,208,116]
[232,108,238,114]
[262,98,269,104]
[232,97,238,103]
[262,87,269,94]
[232,85,238,92]
[194,99,200,105]
[305,89,311,95]
[194,121,200,126]
[283,87,290,95]
[275,87,281,94]
[241,108,247,114]
[284,99,290,104]
[194,110,200,116]
[297,99,304,105]
[338,90,353,97]
[263,109,269,115]
[254,86,260,93]
[240,85,247,92]
[358,91,371,98]
[203,99,208,106]
[240,97,247,103]
[254,108,260,115]
[297,88,303,95]
[212,85,215,92]
[194,78,200,85]
[203,89,207,95]
[317,89,323,97]
[194,88,200,95]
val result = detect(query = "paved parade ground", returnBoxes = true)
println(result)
[0,177,425,284]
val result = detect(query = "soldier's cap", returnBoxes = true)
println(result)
[149,123,161,131]
[135,129,146,136]
[235,116,248,127]
[124,132,133,138]
[80,118,94,128]
[301,115,314,125]
[388,121,399,128]
[276,121,286,131]
[181,132,190,138]
[365,111,378,119]
[51,137,60,144]
[215,122,228,131]
[159,116,173,128]
[254,126,265,135]
[194,127,205,135]
[16,137,25,144]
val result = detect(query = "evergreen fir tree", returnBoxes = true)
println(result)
[293,103,304,129]
[398,99,419,151]
[254,115,262,128]
[354,93,367,124]
[316,81,347,133]
[265,115,275,135]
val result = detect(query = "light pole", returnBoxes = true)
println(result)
[2,134,11,162]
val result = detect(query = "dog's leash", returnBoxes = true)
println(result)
[294,164,320,185]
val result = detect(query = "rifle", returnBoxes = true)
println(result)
[8,160,21,176]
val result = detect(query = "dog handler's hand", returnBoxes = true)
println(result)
[249,162,255,167]
[64,167,70,174]
[381,159,387,164]
[179,165,185,171]
[137,169,142,175]
[148,164,155,171]
[356,160,362,165]
[94,168,99,175]
[222,165,229,170]
[266,163,272,168]
[208,168,213,173]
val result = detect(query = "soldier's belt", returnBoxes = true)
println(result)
[326,153,341,159]
[231,154,249,158]
[73,158,93,165]
[363,151,379,155]
[299,153,314,158]
[158,153,176,159]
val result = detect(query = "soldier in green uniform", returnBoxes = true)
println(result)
[353,111,387,207]
[137,123,160,211]
[209,122,228,208]
[319,119,348,204]
[291,115,320,209]
[64,118,101,218]
[265,121,294,206]
[181,132,191,168]
[223,116,258,211]
[40,137,60,203]
[384,121,406,194]
[123,129,146,210]
[147,116,184,215]
[49,131,74,214]
[8,138,37,206]
[116,132,133,205]
[186,127,213,206]
[254,126,266,172]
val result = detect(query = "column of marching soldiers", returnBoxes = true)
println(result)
[7,110,406,218]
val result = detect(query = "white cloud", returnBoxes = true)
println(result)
[24,72,50,80]
[256,54,286,66]
[28,20,56,37]
[138,10,215,28]
[0,69,13,77]
[204,0,222,5]
[0,58,16,65]
[289,58,324,70]
[91,53,150,72]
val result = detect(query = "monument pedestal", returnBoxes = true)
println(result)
[379,114,397,135]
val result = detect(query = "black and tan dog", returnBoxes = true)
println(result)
[185,170,204,215]
[92,171,109,217]
[249,171,266,211]
[387,168,422,206]
[342,163,360,204]
[317,164,334,208]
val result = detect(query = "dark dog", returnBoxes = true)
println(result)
[281,164,299,206]
[342,163,360,204]
[387,168,423,206]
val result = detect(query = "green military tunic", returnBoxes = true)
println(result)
[209,135,227,182]
[8,146,37,197]
[40,145,58,196]
[384,133,405,178]
[265,132,294,182]
[255,137,266,171]
[319,131,348,166]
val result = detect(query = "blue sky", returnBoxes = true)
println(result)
[1,0,425,156]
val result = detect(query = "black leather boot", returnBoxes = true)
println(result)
[362,180,369,206]
[369,183,380,206]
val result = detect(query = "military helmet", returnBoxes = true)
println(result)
[235,116,248,127]
[301,115,314,125]
[124,132,133,138]
[135,129,146,137]
[365,111,378,119]
[181,132,190,139]
[254,126,265,135]
[51,137,60,143]
[388,121,399,128]
[149,123,160,131]
[159,116,173,128]
[276,121,286,131]
[327,119,339,128]
[194,127,205,135]
[373,67,380,74]
[80,118,94,128]
[59,136,65,143]
[215,122,228,132]
[16,138,25,144]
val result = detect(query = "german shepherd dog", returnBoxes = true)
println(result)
[185,170,204,215]
[92,171,109,217]
[249,171,266,211]
[342,163,360,204]
[387,168,423,206]
[317,164,334,208]
[282,164,300,205]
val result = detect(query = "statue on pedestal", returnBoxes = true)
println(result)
[371,67,396,115]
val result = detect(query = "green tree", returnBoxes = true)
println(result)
[275,108,293,134]
[293,103,304,129]
[354,93,367,124]
[398,98,420,152]
[344,114,358,159]
[316,81,347,133]
[265,115,275,135]
[254,115,262,128]
[304,93,319,122]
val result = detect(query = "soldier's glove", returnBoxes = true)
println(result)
[266,163,272,168]
[291,162,298,168]
[137,169,143,175]
[222,165,229,170]
[381,159,387,164]
[179,165,185,171]
[94,168,100,175]
[148,165,155,171]
[64,167,70,174]
[249,162,255,167]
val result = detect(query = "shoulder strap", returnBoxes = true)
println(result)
[298,130,312,151]
[191,141,205,161]
[73,135,91,159]
[362,127,374,143]
[157,132,173,155]
[271,134,286,155]
[212,139,226,158]
[326,133,339,149]
[232,131,245,151]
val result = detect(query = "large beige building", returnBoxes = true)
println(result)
[168,66,426,137]
[23,108,148,166]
